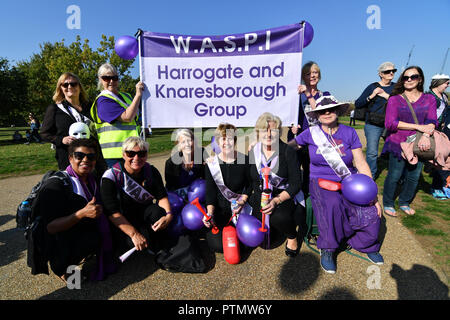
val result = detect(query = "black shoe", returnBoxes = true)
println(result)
[285,241,299,257]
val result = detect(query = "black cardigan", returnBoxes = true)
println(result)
[248,140,301,209]
[164,148,206,191]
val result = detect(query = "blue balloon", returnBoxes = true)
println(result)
[341,174,378,205]
[236,214,265,247]
[167,191,185,214]
[115,35,138,60]
[187,179,206,203]
[181,203,205,231]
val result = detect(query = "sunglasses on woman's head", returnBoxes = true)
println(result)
[73,152,97,161]
[62,82,79,88]
[402,74,420,82]
[101,75,119,82]
[382,69,397,74]
[125,150,147,158]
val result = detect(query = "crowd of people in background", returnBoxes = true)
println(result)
[22,60,449,281]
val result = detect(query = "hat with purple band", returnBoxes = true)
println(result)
[306,95,350,119]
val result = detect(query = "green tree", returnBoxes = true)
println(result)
[17,35,138,120]
[0,58,28,126]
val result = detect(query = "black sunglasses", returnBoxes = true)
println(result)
[62,82,79,88]
[402,74,420,82]
[317,107,338,115]
[73,152,97,161]
[382,69,397,74]
[125,150,147,158]
[101,75,119,82]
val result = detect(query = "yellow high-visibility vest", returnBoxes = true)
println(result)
[91,91,139,159]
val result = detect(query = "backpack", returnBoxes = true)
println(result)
[21,170,72,275]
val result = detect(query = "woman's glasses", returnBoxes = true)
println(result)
[101,75,119,82]
[62,82,79,88]
[402,74,420,82]
[73,152,97,161]
[317,107,338,115]
[381,69,397,75]
[125,150,147,158]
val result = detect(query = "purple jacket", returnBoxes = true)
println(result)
[383,93,437,160]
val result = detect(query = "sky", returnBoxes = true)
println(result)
[0,0,448,102]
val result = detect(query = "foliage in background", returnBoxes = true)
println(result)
[0,58,29,126]
[0,35,138,126]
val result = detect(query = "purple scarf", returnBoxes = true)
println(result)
[66,165,117,281]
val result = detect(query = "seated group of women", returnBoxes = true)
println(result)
[39,102,384,281]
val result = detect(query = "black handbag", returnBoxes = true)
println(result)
[354,107,367,121]
[367,108,386,127]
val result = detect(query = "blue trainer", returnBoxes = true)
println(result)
[367,252,384,265]
[320,249,336,274]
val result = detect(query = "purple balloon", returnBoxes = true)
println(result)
[115,35,138,60]
[167,191,185,214]
[211,136,221,154]
[341,174,378,205]
[181,203,205,231]
[302,21,314,48]
[168,213,186,237]
[236,214,265,247]
[187,179,206,203]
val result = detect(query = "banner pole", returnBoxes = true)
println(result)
[136,29,147,141]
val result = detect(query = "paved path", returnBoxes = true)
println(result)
[0,129,448,300]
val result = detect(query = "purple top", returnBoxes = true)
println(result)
[97,96,127,123]
[295,124,362,181]
[383,93,437,160]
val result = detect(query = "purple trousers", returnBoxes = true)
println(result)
[309,178,381,253]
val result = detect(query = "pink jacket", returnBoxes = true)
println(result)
[400,131,450,170]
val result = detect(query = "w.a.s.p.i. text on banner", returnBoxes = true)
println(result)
[140,23,306,128]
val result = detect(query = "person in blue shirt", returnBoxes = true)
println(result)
[355,62,396,179]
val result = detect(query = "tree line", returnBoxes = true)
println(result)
[0,35,137,127]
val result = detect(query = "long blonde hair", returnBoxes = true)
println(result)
[52,72,88,104]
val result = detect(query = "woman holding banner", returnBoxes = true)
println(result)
[288,61,331,197]
[90,63,144,167]
[165,128,205,197]
[203,123,252,252]
[248,113,302,257]
[288,96,383,274]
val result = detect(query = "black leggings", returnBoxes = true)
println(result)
[250,199,298,240]
[111,204,170,254]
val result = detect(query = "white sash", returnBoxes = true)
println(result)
[102,167,154,204]
[253,142,287,190]
[309,125,351,180]
[56,103,90,123]
[253,142,305,207]
[206,155,252,215]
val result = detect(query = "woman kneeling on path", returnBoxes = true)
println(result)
[38,138,116,282]
[248,112,303,257]
[288,96,383,274]
[100,136,173,255]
